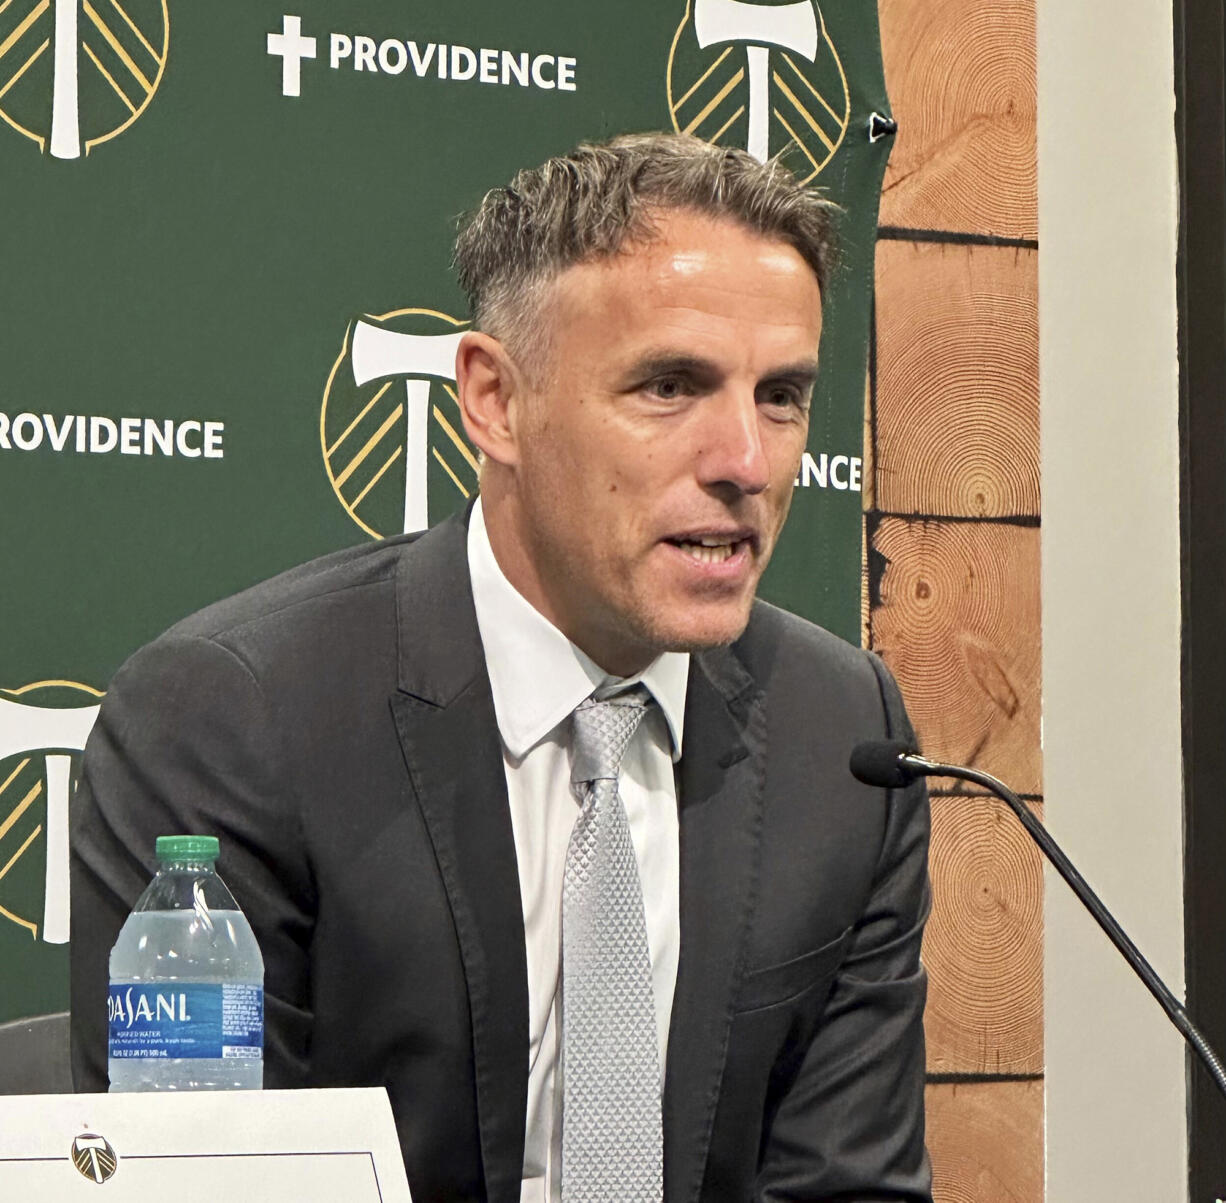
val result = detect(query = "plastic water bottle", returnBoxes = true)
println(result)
[107,835,264,1091]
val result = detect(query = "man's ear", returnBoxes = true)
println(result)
[455,331,523,467]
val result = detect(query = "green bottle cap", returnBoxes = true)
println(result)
[155,835,220,863]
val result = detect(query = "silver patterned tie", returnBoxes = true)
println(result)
[561,687,663,1203]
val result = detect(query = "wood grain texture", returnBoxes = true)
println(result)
[926,1079,1044,1202]
[862,366,876,513]
[874,241,1038,519]
[878,0,1037,238]
[925,796,1043,1073]
[869,518,1041,793]
[862,524,872,652]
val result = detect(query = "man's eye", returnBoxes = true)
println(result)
[762,384,803,409]
[651,376,687,400]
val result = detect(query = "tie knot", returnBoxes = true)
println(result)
[570,686,652,787]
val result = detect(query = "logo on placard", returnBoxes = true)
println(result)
[71,1131,118,1183]
[666,0,849,181]
[321,309,479,540]
[0,681,101,945]
[0,0,169,159]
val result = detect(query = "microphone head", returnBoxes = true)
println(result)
[849,739,918,788]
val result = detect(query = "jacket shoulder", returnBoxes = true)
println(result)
[165,533,420,645]
[735,600,913,742]
[737,599,877,684]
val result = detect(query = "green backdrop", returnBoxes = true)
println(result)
[0,0,891,1023]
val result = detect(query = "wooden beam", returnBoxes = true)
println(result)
[869,518,1042,794]
[879,0,1037,238]
[874,240,1038,520]
[926,796,1044,1073]
[926,1078,1044,1201]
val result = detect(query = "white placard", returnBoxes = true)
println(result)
[0,1088,412,1200]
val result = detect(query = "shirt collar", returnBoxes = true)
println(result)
[467,497,688,761]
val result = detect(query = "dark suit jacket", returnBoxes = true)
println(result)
[71,511,933,1202]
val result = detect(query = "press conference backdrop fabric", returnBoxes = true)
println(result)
[0,1,891,1024]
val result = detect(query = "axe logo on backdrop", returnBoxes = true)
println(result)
[0,681,101,947]
[667,0,849,181]
[0,0,168,159]
[321,309,479,540]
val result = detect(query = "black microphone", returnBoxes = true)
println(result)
[848,738,917,789]
[850,739,1226,1102]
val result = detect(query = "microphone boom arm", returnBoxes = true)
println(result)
[906,754,1226,1102]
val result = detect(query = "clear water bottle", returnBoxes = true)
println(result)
[108,835,264,1091]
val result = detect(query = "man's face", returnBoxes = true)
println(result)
[491,210,822,675]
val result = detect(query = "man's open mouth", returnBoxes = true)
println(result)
[665,534,755,565]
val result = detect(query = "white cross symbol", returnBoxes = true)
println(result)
[267,14,316,98]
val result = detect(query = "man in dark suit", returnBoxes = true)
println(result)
[71,134,932,1201]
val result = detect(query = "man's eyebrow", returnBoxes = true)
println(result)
[618,354,823,385]
[619,353,718,383]
[765,359,822,384]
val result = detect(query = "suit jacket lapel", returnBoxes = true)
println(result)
[388,515,529,1203]
[664,645,766,1203]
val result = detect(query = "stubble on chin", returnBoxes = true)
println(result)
[631,591,759,657]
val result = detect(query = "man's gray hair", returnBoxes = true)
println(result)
[453,132,837,371]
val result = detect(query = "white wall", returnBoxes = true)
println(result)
[1039,1,1186,1199]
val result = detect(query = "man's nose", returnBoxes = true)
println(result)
[697,392,771,495]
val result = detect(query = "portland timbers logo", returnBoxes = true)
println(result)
[72,1132,118,1183]
[667,0,849,181]
[321,308,480,540]
[0,0,169,158]
[0,681,100,953]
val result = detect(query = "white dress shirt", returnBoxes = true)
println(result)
[467,498,688,1203]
